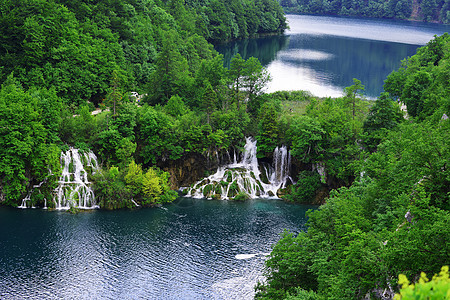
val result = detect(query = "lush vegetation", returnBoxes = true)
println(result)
[279,0,450,23]
[0,0,287,208]
[256,34,450,299]
[0,0,448,297]
[394,266,450,299]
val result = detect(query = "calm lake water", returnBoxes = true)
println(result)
[0,198,314,299]
[216,14,450,98]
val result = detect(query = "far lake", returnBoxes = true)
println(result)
[216,14,450,98]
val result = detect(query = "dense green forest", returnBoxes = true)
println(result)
[0,0,449,296]
[0,0,287,208]
[256,33,450,299]
[279,0,450,23]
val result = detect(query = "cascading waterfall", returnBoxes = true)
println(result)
[187,137,293,199]
[18,181,46,209]
[54,148,99,210]
[270,145,293,188]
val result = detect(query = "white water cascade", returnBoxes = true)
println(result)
[18,181,46,209]
[54,148,99,210]
[270,145,293,188]
[187,137,293,199]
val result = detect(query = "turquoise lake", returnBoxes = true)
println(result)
[216,14,450,98]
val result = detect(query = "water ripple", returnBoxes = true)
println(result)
[0,199,313,299]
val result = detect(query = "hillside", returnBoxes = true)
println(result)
[279,0,449,23]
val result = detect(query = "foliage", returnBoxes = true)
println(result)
[394,266,450,300]
[93,160,177,209]
[299,82,369,187]
[0,0,284,109]
[234,191,250,201]
[259,36,450,298]
[384,34,450,121]
[279,0,448,24]
[256,101,281,157]
[284,171,322,203]
[363,92,404,152]
[0,78,61,204]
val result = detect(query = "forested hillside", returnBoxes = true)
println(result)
[0,0,286,104]
[279,0,449,23]
[0,0,286,207]
[0,0,449,297]
[256,33,450,299]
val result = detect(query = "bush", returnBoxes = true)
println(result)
[284,171,321,204]
[394,266,450,300]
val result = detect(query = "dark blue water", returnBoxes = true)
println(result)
[0,198,314,299]
[216,15,450,98]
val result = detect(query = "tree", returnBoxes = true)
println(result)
[228,53,246,110]
[384,66,407,101]
[344,78,365,120]
[124,160,144,197]
[106,70,124,119]
[165,95,188,117]
[200,81,218,124]
[402,70,432,118]
[148,30,191,105]
[287,115,325,163]
[256,101,280,157]
[244,57,271,116]
[142,167,162,203]
[363,92,403,151]
[394,266,450,300]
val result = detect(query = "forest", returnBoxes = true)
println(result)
[0,0,449,297]
[255,33,450,299]
[0,0,287,208]
[279,0,450,23]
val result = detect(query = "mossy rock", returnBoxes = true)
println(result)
[225,170,233,182]
[277,187,290,197]
[68,207,80,214]
[195,179,209,190]
[256,180,264,190]
[203,184,214,197]
[234,192,250,201]
[212,194,222,200]
[220,180,229,187]
[227,181,239,198]
[243,178,250,191]
[214,185,222,195]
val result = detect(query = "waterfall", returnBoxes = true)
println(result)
[187,137,293,199]
[18,181,46,209]
[270,146,293,188]
[54,148,99,210]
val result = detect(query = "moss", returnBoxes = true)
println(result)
[214,184,222,195]
[68,207,80,214]
[225,170,233,182]
[234,191,250,201]
[203,184,213,197]
[243,178,249,191]
[227,180,239,198]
